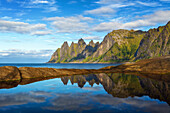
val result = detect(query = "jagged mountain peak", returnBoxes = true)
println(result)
[71,41,74,44]
[78,38,86,45]
[62,41,68,46]
[89,40,95,47]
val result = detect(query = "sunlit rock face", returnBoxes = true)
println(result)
[135,21,170,60]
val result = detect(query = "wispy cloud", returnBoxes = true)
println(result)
[96,0,126,4]
[92,10,170,32]
[31,30,52,36]
[0,49,53,58]
[6,0,13,2]
[85,6,115,16]
[43,15,93,33]
[31,0,49,4]
[0,7,13,11]
[0,19,51,36]
[87,0,161,17]
[68,1,77,4]
[136,1,161,7]
[83,36,101,40]
[18,0,57,12]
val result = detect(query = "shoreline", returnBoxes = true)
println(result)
[47,62,124,64]
[0,55,170,82]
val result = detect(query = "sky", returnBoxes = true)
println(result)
[0,0,170,63]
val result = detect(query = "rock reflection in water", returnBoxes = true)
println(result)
[61,73,170,105]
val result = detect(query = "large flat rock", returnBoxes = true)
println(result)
[0,66,21,81]
[19,67,99,79]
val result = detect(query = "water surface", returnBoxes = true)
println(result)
[0,63,120,69]
[0,73,170,113]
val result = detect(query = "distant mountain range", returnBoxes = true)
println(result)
[48,21,170,63]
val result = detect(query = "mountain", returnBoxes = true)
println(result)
[48,21,170,63]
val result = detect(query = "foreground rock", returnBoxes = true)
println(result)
[19,67,99,79]
[0,66,21,81]
[102,55,170,74]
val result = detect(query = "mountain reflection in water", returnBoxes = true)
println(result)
[0,73,170,113]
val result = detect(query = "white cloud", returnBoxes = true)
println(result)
[96,0,126,4]
[83,36,101,40]
[0,7,12,11]
[92,22,122,32]
[92,10,170,32]
[85,6,115,15]
[44,15,93,33]
[136,1,160,7]
[7,0,13,2]
[0,53,9,56]
[31,30,52,36]
[84,3,134,16]
[18,0,57,12]
[0,19,51,35]
[1,16,12,20]
[44,6,58,12]
[68,1,77,4]
[0,49,53,58]
[31,0,49,4]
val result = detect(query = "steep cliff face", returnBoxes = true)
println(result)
[89,30,144,62]
[49,39,87,63]
[49,21,170,63]
[69,42,78,58]
[92,35,115,58]
[81,41,99,60]
[135,21,170,60]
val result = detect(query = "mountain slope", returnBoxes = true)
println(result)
[135,21,170,60]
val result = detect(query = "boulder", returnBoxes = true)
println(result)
[0,66,21,81]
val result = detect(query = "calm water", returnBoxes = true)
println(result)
[0,73,170,113]
[0,63,120,69]
[0,64,170,113]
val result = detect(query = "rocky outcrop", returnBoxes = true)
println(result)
[101,55,170,82]
[19,67,98,79]
[0,66,21,81]
[103,55,170,74]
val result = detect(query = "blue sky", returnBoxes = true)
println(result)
[0,0,170,63]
